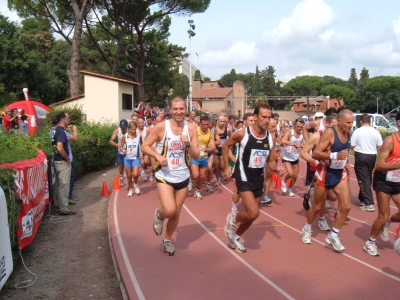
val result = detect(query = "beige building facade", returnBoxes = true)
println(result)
[53,71,139,123]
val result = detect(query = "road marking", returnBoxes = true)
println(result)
[183,204,295,300]
[220,183,400,283]
[208,224,285,230]
[113,191,146,300]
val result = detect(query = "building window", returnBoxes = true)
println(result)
[227,101,232,108]
[122,93,132,110]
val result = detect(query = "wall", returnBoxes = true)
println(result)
[118,83,135,121]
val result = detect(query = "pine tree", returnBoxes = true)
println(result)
[359,67,369,85]
[348,68,358,86]
[252,65,261,96]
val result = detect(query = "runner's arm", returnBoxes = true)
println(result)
[186,123,200,160]
[281,130,291,146]
[141,122,165,162]
[301,133,319,165]
[375,135,400,171]
[207,132,216,153]
[312,128,334,160]
[109,128,119,147]
[222,130,245,176]
[119,135,127,154]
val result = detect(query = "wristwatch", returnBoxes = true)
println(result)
[186,142,191,147]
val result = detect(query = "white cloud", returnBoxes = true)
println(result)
[263,0,334,45]
[0,2,20,22]
[394,15,400,34]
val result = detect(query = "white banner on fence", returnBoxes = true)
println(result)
[0,187,13,291]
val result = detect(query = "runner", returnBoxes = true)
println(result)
[223,104,282,253]
[141,97,199,256]
[120,121,142,196]
[213,114,231,186]
[189,110,197,125]
[189,115,216,199]
[136,117,147,181]
[273,113,286,137]
[363,111,400,256]
[300,113,339,241]
[109,119,129,186]
[142,115,162,182]
[311,109,353,253]
[281,118,304,196]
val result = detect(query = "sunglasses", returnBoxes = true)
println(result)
[295,118,305,124]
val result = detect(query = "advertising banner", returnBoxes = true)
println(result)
[0,187,13,291]
[0,150,49,250]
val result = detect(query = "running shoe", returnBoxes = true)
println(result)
[302,194,310,211]
[301,228,312,244]
[134,183,140,194]
[318,218,330,231]
[127,189,133,197]
[153,209,164,236]
[361,205,375,212]
[261,195,272,204]
[206,184,214,193]
[325,233,345,253]
[380,226,390,242]
[281,181,287,193]
[334,211,350,222]
[228,238,247,253]
[188,180,193,191]
[363,240,380,256]
[215,179,221,187]
[224,212,237,240]
[194,190,203,199]
[305,185,310,192]
[325,201,331,209]
[141,170,147,181]
[287,189,295,197]
[394,238,400,255]
[149,174,154,182]
[119,176,125,187]
[161,240,175,256]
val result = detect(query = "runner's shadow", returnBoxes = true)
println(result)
[174,220,216,250]
[354,222,394,250]
[382,267,400,278]
[245,220,281,250]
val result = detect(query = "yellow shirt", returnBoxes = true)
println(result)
[197,127,210,158]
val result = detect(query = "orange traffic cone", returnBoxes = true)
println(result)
[275,176,282,189]
[395,224,400,237]
[271,172,277,184]
[287,179,291,188]
[101,181,111,197]
[112,175,121,191]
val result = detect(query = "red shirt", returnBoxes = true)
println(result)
[2,115,11,131]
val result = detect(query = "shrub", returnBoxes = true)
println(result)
[46,103,85,127]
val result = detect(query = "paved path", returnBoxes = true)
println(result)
[109,156,400,300]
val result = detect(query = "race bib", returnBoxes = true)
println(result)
[127,144,138,157]
[386,169,400,182]
[286,145,297,153]
[330,159,346,169]
[167,151,185,170]
[248,149,268,168]
[199,146,206,157]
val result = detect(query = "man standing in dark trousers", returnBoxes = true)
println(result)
[351,114,382,212]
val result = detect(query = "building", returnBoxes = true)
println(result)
[292,95,344,112]
[52,71,139,123]
[192,79,247,116]
[178,57,205,80]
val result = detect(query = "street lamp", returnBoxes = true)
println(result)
[188,20,196,112]
[376,98,379,114]
[326,95,330,109]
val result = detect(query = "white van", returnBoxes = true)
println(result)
[353,113,398,132]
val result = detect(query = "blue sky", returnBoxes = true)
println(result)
[2,0,400,82]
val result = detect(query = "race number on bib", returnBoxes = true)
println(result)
[386,169,400,183]
[248,149,268,168]
[167,151,185,170]
[330,159,346,169]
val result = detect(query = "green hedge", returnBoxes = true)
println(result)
[0,105,116,259]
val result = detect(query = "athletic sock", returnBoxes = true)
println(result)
[157,212,164,221]
[231,202,237,211]
[369,237,376,243]
[385,220,391,227]
[163,239,170,243]
[304,223,312,231]
[319,216,325,221]
[330,227,340,237]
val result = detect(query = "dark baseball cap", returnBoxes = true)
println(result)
[119,119,128,128]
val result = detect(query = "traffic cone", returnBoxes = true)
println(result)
[112,175,121,191]
[101,181,111,197]
[275,176,282,189]
[287,179,291,188]
[271,172,277,184]
[395,224,400,237]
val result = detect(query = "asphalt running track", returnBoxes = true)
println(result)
[109,156,400,300]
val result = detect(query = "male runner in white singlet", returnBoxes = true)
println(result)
[142,97,199,256]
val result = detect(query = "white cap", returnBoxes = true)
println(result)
[314,112,324,118]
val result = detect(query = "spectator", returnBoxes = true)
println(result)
[2,109,12,132]
[351,114,383,212]
[10,108,19,134]
[19,109,30,135]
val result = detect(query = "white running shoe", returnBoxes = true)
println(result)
[224,212,237,240]
[206,185,214,193]
[228,238,247,253]
[326,233,345,253]
[134,184,140,194]
[363,240,380,256]
[287,189,295,197]
[394,238,400,255]
[281,181,287,193]
[380,226,390,242]
[153,209,164,236]
[141,170,147,181]
[149,174,154,182]
[215,179,221,187]
[161,240,175,256]
[194,190,202,199]
[127,189,133,197]
[301,228,312,244]
[119,176,125,187]
[318,219,330,231]
[188,180,193,191]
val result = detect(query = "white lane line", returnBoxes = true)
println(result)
[220,183,400,282]
[183,204,295,300]
[113,191,146,300]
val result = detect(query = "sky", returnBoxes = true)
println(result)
[2,0,400,82]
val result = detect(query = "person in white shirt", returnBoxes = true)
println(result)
[351,114,383,212]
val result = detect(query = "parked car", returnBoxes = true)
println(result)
[353,113,398,133]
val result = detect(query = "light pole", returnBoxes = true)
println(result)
[376,98,379,114]
[326,95,330,109]
[188,20,196,112]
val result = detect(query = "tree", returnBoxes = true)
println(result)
[320,85,356,106]
[260,66,276,96]
[170,73,189,99]
[365,76,400,114]
[322,75,347,87]
[203,76,211,81]
[194,70,201,80]
[252,66,262,96]
[359,67,369,85]
[348,68,358,87]
[219,68,237,87]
